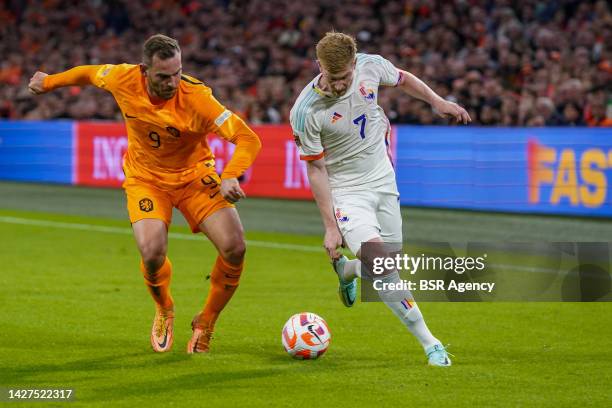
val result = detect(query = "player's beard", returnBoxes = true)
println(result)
[156,84,177,100]
[148,79,176,100]
[159,88,177,99]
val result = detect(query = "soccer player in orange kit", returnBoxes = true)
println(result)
[28,34,261,354]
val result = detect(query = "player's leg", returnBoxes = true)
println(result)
[132,219,173,309]
[199,206,245,317]
[331,189,380,307]
[187,207,245,353]
[376,189,450,366]
[124,178,175,352]
[177,172,243,353]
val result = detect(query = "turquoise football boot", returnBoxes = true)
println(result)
[332,256,357,307]
[426,344,452,366]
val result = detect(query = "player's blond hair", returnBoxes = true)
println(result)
[143,34,181,67]
[316,32,357,73]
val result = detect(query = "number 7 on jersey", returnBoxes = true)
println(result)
[353,114,367,139]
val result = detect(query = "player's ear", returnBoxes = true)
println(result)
[139,64,148,75]
[316,60,322,73]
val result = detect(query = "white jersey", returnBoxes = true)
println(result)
[290,53,402,190]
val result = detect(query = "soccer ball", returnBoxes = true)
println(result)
[281,312,331,359]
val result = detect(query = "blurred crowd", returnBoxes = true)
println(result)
[1,0,610,126]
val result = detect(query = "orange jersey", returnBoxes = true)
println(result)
[43,64,261,188]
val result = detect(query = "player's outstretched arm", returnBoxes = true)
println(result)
[218,114,262,179]
[28,65,105,95]
[216,113,262,203]
[397,70,471,124]
[28,71,49,95]
[306,158,343,260]
[193,89,262,202]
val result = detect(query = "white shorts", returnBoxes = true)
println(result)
[331,182,402,255]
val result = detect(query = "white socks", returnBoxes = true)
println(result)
[341,256,440,350]
[375,271,440,350]
[341,258,361,280]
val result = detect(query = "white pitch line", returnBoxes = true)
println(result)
[0,215,322,253]
[487,263,560,274]
[0,215,573,274]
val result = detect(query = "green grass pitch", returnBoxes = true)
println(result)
[0,182,611,406]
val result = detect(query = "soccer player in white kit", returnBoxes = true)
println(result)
[290,32,471,366]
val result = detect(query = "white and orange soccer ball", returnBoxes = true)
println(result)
[281,312,331,359]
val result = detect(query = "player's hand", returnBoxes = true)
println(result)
[433,100,471,124]
[220,177,246,203]
[28,71,48,95]
[324,227,343,260]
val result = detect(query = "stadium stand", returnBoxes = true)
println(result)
[1,0,610,126]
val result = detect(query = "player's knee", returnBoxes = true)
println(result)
[142,256,166,274]
[140,244,167,272]
[219,237,246,265]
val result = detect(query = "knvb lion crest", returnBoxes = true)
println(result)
[139,198,154,212]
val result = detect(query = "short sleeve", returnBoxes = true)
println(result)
[290,106,324,161]
[358,54,402,87]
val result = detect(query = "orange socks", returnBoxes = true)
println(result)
[200,256,243,327]
[141,257,174,310]
[141,255,242,328]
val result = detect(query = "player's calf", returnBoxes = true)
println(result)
[140,257,174,310]
[188,256,244,353]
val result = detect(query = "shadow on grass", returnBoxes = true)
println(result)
[87,366,288,403]
[5,351,191,383]
[265,349,395,368]
[85,351,436,403]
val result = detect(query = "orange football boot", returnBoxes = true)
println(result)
[151,306,174,352]
[186,313,214,353]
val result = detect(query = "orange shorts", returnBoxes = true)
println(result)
[123,169,234,233]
